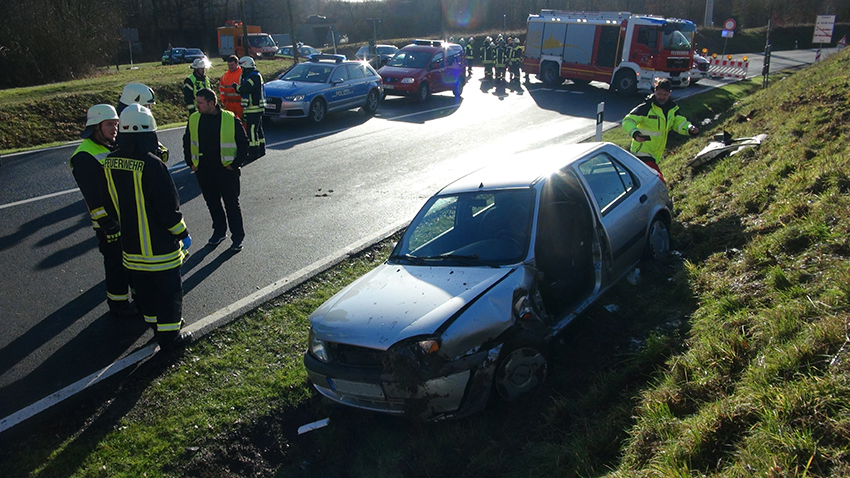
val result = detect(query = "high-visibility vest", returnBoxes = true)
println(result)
[185,74,212,112]
[219,67,243,117]
[70,139,111,227]
[187,110,239,168]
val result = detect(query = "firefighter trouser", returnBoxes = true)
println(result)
[244,113,265,161]
[196,166,244,243]
[483,62,494,79]
[131,267,183,339]
[466,58,474,74]
[96,229,131,311]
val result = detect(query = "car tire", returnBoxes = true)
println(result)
[494,330,548,402]
[416,82,430,103]
[308,98,326,124]
[363,89,380,116]
[613,69,638,96]
[541,62,562,87]
[453,78,464,98]
[644,216,671,261]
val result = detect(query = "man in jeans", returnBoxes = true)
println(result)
[183,88,249,252]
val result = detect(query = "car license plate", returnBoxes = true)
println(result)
[384,84,394,90]
[265,104,276,111]
[329,378,385,398]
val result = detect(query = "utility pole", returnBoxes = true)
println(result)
[286,0,300,65]
[239,0,249,58]
[367,18,381,61]
[704,0,715,27]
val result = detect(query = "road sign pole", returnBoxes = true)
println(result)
[595,102,604,142]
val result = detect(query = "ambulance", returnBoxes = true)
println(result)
[523,10,696,94]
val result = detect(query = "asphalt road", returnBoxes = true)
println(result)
[0,47,832,431]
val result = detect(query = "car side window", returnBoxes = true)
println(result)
[364,64,379,77]
[431,52,444,69]
[347,64,365,79]
[332,66,350,83]
[578,153,637,214]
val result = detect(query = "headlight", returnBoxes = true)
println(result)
[401,78,415,84]
[285,95,305,101]
[308,328,330,363]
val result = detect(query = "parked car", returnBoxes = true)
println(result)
[378,39,466,102]
[690,53,711,84]
[161,47,186,65]
[275,44,322,62]
[355,44,399,66]
[304,142,673,420]
[182,48,207,64]
[263,54,383,123]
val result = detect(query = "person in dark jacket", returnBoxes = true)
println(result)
[69,104,137,318]
[103,104,191,346]
[233,56,266,161]
[183,88,249,252]
[183,57,212,116]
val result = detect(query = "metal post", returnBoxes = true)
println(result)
[595,102,605,142]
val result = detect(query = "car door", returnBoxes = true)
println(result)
[576,152,649,276]
[346,64,369,106]
[426,51,446,92]
[327,65,354,111]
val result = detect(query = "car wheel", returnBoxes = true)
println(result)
[613,70,638,95]
[416,82,430,103]
[494,330,548,402]
[364,89,379,116]
[541,62,562,87]
[308,98,326,124]
[644,216,671,260]
[453,78,464,98]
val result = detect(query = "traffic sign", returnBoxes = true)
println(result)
[724,19,737,31]
[813,15,836,44]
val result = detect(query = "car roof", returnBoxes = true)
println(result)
[437,143,604,195]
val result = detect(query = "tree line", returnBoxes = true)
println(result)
[0,0,846,89]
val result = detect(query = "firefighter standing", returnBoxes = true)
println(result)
[481,37,495,80]
[233,56,266,161]
[183,88,249,252]
[103,104,191,345]
[70,104,136,318]
[465,37,475,76]
[116,83,170,164]
[511,37,524,83]
[622,78,699,183]
[494,37,507,83]
[219,55,243,119]
[183,57,212,116]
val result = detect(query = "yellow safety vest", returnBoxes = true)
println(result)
[188,110,239,167]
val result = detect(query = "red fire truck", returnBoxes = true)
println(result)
[523,10,696,94]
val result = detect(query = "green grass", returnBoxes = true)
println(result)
[2,47,850,478]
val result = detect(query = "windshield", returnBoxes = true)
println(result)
[280,63,334,83]
[662,22,696,51]
[249,35,276,48]
[386,50,431,68]
[185,49,203,55]
[391,189,535,266]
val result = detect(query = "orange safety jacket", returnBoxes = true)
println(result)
[219,67,243,119]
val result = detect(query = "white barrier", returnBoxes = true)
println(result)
[709,58,749,79]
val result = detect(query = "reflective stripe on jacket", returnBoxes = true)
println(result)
[70,139,112,228]
[237,70,266,114]
[183,74,212,112]
[219,67,243,116]
[188,110,239,168]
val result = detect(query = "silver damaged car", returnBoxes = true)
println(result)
[304,142,673,419]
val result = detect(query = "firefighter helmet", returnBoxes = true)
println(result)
[118,104,157,133]
[469,37,474,44]
[239,56,256,69]
[81,104,119,139]
[119,83,156,108]
[190,57,212,69]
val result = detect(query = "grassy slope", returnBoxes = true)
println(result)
[1,50,849,478]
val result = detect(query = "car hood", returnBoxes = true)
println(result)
[309,263,515,350]
[378,66,422,78]
[264,80,325,97]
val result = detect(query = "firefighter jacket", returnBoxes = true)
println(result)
[183,72,212,113]
[236,69,266,114]
[481,44,495,64]
[622,96,693,162]
[69,139,117,232]
[183,107,249,170]
[103,144,189,272]
[495,45,508,67]
[219,67,243,118]
[512,45,524,66]
[464,43,474,61]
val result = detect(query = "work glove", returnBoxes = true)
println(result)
[104,222,121,243]
[633,131,651,142]
[688,125,700,136]
[157,143,170,163]
[181,235,192,251]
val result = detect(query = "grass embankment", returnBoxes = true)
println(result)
[1,49,849,478]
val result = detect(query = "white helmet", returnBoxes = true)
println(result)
[81,104,119,139]
[119,83,156,107]
[238,56,256,69]
[190,57,212,69]
[118,104,157,134]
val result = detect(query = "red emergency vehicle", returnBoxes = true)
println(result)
[523,10,696,94]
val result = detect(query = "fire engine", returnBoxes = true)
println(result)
[523,10,696,94]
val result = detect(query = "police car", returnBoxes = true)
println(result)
[263,54,383,124]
